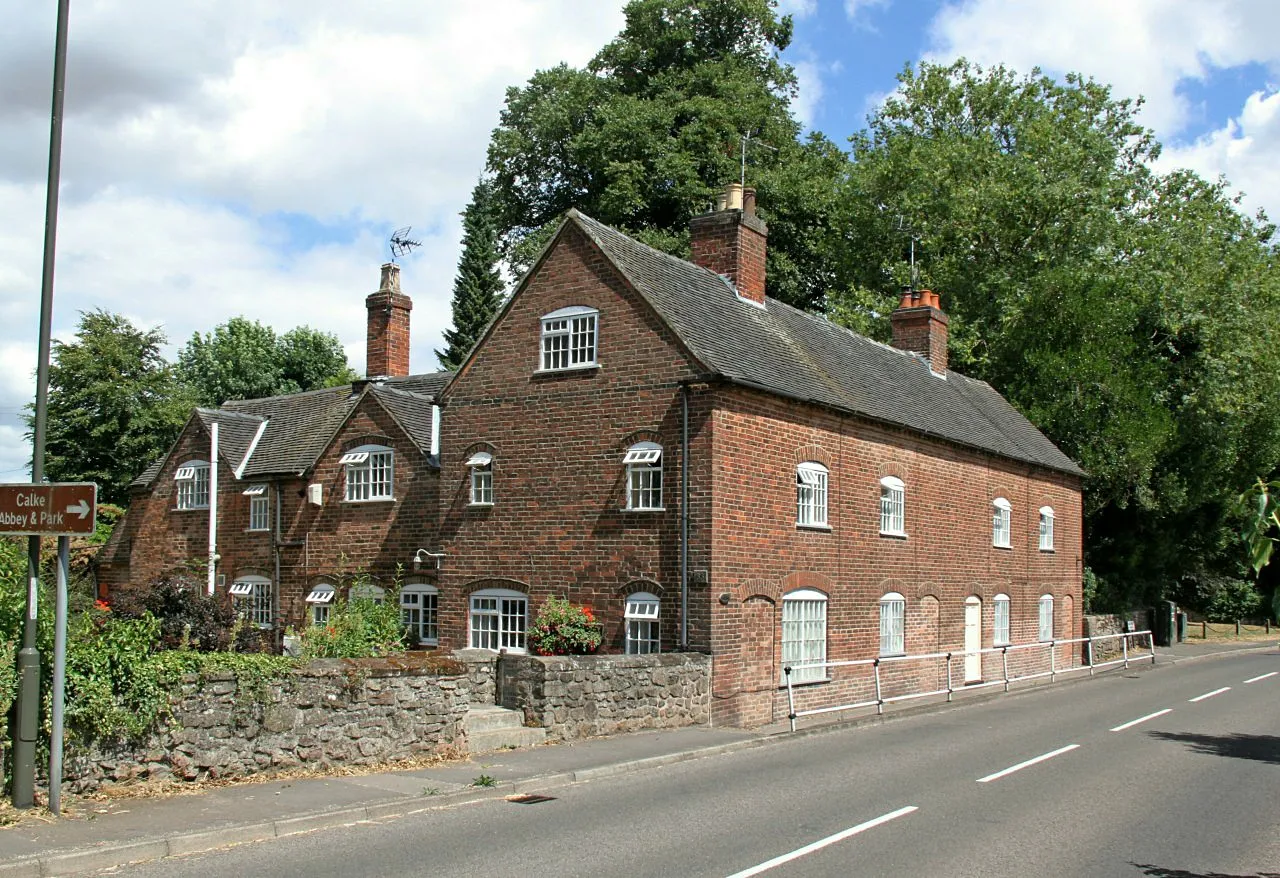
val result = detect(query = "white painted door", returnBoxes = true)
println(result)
[964,596,982,683]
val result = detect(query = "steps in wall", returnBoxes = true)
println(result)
[462,705,546,753]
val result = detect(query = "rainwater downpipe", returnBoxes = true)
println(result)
[273,482,283,632]
[681,386,689,650]
[206,422,219,595]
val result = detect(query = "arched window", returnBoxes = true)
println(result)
[229,575,272,628]
[305,581,336,627]
[796,462,829,527]
[992,497,1012,548]
[540,305,598,370]
[624,591,660,654]
[466,451,493,505]
[879,592,906,656]
[1039,506,1055,551]
[174,460,210,510]
[624,442,663,510]
[880,476,905,535]
[401,582,439,646]
[342,444,393,502]
[782,589,827,683]
[993,593,1011,645]
[350,581,385,605]
[1038,594,1055,642]
[470,588,528,653]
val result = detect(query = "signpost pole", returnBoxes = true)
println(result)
[49,536,69,815]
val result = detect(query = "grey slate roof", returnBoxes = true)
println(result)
[568,210,1083,477]
[132,372,450,487]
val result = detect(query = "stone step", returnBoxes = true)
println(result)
[462,705,527,734]
[464,725,547,754]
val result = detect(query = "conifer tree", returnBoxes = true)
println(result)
[438,180,505,371]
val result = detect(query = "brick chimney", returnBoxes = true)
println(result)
[365,262,413,378]
[690,182,768,304]
[889,287,949,373]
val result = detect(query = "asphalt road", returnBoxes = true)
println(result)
[118,652,1280,878]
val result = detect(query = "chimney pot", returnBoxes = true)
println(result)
[742,187,757,216]
[890,288,949,373]
[380,262,401,293]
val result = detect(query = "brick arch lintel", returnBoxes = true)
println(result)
[229,566,272,582]
[614,578,665,597]
[793,443,831,468]
[460,577,531,598]
[341,434,394,453]
[618,429,664,451]
[461,440,498,458]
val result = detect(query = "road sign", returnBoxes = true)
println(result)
[0,483,97,536]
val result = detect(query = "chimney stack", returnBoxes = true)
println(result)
[690,183,768,305]
[889,287,949,373]
[365,263,413,378]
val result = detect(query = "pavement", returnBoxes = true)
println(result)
[0,636,1272,878]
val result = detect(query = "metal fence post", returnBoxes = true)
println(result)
[1049,640,1057,682]
[1122,634,1130,669]
[945,652,953,702]
[1001,646,1010,693]
[1149,632,1157,664]
[1087,636,1095,676]
[785,666,796,733]
[873,658,884,715]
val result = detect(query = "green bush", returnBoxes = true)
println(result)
[301,579,407,659]
[111,572,236,651]
[1204,577,1264,622]
[529,597,602,656]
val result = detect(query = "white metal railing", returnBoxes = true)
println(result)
[783,630,1155,732]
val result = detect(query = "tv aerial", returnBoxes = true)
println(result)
[389,226,422,261]
[893,215,922,291]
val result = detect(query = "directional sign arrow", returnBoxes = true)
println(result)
[65,499,91,519]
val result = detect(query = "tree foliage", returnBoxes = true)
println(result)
[438,180,506,371]
[177,318,356,406]
[833,60,1280,609]
[35,310,191,505]
[485,0,850,309]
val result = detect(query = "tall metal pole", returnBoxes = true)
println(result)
[49,536,69,815]
[14,0,72,809]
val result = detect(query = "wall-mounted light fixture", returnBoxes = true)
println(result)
[413,549,446,570]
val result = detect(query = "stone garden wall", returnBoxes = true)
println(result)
[497,652,711,741]
[65,653,495,793]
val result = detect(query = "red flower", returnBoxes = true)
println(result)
[582,607,594,622]
[93,599,110,612]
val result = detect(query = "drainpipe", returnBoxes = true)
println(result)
[681,386,689,650]
[207,421,219,595]
[274,483,283,632]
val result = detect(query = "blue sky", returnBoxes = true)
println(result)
[1,0,1278,480]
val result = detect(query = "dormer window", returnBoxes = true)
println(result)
[174,460,210,510]
[343,445,393,502]
[541,306,598,371]
[467,451,493,505]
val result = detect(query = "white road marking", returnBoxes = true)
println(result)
[723,805,918,878]
[976,744,1080,784]
[1110,708,1172,732]
[1188,687,1230,702]
[1244,671,1277,684]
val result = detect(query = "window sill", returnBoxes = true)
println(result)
[535,363,600,376]
[344,497,396,504]
[623,506,666,513]
[1039,548,1055,554]
[993,544,1012,551]
[879,530,908,540]
[796,523,831,532]
[172,507,209,512]
[879,652,906,659]
[247,527,269,533]
[468,502,494,508]
[779,676,830,688]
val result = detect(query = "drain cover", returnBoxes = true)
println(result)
[506,794,556,805]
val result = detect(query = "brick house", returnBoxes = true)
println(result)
[435,184,1083,726]
[102,185,1083,727]
[98,264,450,642]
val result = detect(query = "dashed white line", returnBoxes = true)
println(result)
[1188,686,1231,702]
[1110,708,1172,732]
[976,744,1080,784]
[1244,671,1277,684]
[723,805,919,878]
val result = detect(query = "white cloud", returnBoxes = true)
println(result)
[1157,89,1280,222]
[777,0,818,17]
[845,0,892,27]
[0,1,628,484]
[791,58,826,130]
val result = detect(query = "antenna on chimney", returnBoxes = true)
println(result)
[389,226,421,261]
[894,216,922,291]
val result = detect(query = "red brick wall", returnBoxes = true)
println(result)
[438,223,710,654]
[365,291,412,378]
[706,385,1082,726]
[689,210,768,304]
